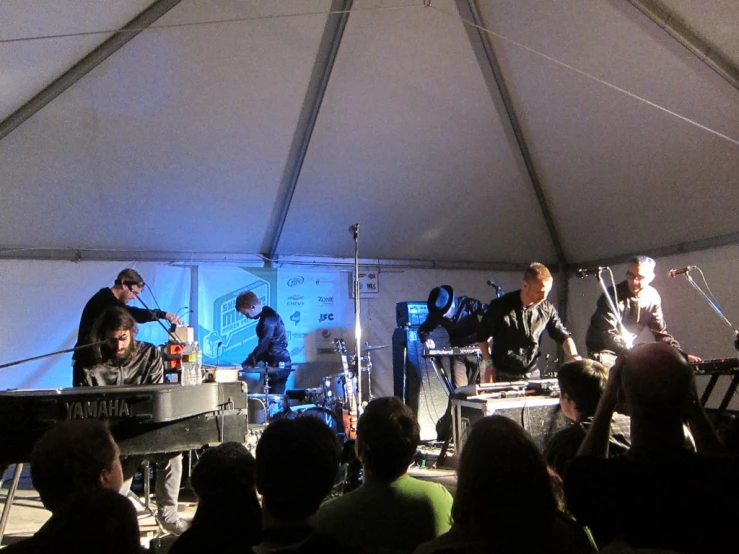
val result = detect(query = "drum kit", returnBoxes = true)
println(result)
[241,343,390,435]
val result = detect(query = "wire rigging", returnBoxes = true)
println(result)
[1,1,736,146]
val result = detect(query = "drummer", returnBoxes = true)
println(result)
[236,291,292,394]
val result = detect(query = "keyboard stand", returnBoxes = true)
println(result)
[0,464,23,543]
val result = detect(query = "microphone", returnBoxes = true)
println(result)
[575,266,607,278]
[487,280,503,298]
[668,266,696,277]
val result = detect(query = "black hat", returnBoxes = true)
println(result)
[428,285,454,316]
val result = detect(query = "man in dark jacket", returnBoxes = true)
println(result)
[477,263,581,382]
[237,290,291,394]
[585,256,698,368]
[73,268,181,386]
[76,307,188,536]
[418,285,487,387]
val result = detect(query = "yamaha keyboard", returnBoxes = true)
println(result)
[0,382,249,463]
[690,358,739,375]
[423,347,482,357]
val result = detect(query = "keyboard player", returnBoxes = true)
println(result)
[75,306,188,535]
[418,285,487,388]
[476,263,581,382]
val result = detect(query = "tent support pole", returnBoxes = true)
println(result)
[0,0,182,142]
[262,0,354,260]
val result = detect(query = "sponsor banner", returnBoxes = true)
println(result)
[199,267,354,371]
[198,267,276,363]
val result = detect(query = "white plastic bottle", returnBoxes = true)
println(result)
[181,343,193,386]
[191,341,202,385]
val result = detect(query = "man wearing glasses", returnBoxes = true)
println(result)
[585,256,699,368]
[72,268,181,386]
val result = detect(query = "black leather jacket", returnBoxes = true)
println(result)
[418,296,488,347]
[245,306,290,366]
[76,341,164,387]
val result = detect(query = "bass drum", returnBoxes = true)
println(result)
[286,404,339,434]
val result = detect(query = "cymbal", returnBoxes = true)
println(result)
[352,344,390,354]
[241,366,298,375]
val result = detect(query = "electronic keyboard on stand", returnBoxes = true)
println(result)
[691,358,739,414]
[690,358,739,375]
[0,382,250,541]
[0,382,249,463]
[423,346,482,358]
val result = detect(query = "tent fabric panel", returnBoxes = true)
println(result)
[279,1,555,263]
[0,0,156,121]
[0,1,334,254]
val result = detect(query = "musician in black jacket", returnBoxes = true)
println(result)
[476,263,581,382]
[76,307,188,535]
[418,285,487,388]
[72,268,181,386]
[237,290,291,394]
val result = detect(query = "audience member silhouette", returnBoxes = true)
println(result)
[565,342,736,552]
[546,358,630,479]
[3,420,142,554]
[253,417,344,553]
[318,396,453,554]
[415,415,595,554]
[169,442,261,554]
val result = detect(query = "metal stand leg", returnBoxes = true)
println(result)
[428,357,456,468]
[0,464,24,543]
[143,461,151,511]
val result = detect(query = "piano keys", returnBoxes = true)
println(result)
[690,357,739,375]
[423,346,482,357]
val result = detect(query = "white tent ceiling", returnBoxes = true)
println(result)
[0,0,737,269]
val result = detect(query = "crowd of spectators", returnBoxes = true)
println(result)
[4,341,737,553]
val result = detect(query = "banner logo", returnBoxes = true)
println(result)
[319,313,334,322]
[287,277,305,287]
[290,311,301,326]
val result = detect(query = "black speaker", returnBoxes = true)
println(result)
[392,326,452,441]
[454,398,570,454]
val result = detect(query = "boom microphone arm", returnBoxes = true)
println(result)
[0,339,112,370]
[132,287,183,345]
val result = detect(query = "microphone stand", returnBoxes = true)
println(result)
[351,224,362,414]
[679,268,739,349]
[134,290,184,346]
[593,268,633,348]
[0,340,111,371]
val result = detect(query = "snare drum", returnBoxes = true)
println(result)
[285,388,325,406]
[305,387,325,405]
[247,393,287,424]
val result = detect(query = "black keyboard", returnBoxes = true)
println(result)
[0,382,249,463]
[424,347,481,357]
[691,358,739,375]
